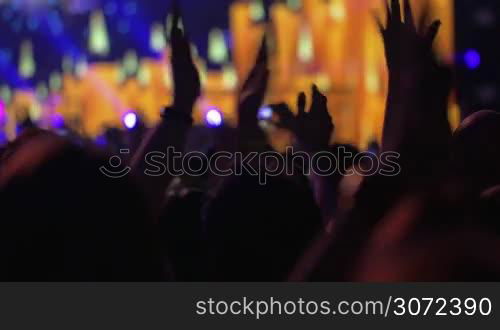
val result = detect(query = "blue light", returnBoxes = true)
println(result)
[464,49,481,70]
[95,135,108,147]
[258,106,273,120]
[52,113,65,129]
[206,108,223,127]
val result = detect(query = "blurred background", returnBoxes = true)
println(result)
[0,0,497,148]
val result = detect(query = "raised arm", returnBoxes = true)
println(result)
[131,6,200,218]
[377,0,450,156]
[237,36,270,153]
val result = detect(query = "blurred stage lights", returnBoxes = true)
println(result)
[464,49,481,70]
[51,113,65,129]
[205,108,223,127]
[123,111,137,129]
[0,100,5,125]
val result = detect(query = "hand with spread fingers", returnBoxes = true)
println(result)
[375,0,441,75]
[377,0,452,170]
[273,85,334,151]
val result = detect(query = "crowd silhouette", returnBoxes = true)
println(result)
[1,0,500,281]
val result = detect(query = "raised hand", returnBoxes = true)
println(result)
[296,85,334,149]
[376,0,441,75]
[376,0,452,169]
[170,4,200,112]
[274,85,334,150]
[131,4,200,219]
[237,36,269,132]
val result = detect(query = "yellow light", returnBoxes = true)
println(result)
[49,72,62,92]
[163,70,172,88]
[329,0,346,21]
[197,61,208,87]
[29,103,42,121]
[250,0,265,21]
[150,23,166,52]
[19,40,35,78]
[365,70,380,94]
[208,28,228,64]
[0,85,11,103]
[316,73,331,92]
[138,65,151,86]
[287,0,302,11]
[123,50,139,76]
[88,10,110,56]
[448,103,461,131]
[75,58,88,77]
[222,65,238,89]
[297,27,314,63]
[116,67,126,84]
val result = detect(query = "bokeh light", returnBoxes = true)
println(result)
[51,113,65,129]
[258,106,273,121]
[464,49,481,70]
[123,111,137,129]
[205,108,223,127]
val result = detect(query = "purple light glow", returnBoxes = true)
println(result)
[206,108,223,127]
[0,101,5,125]
[51,113,65,129]
[123,111,137,129]
[464,49,481,70]
[258,106,273,120]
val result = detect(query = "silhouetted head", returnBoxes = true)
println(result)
[452,110,500,192]
[204,173,322,281]
[0,130,161,281]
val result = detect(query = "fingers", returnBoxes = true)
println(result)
[171,0,182,37]
[312,84,326,103]
[403,0,415,29]
[391,0,402,24]
[425,20,441,45]
[311,84,328,115]
[170,1,189,60]
[383,0,391,24]
[297,92,306,116]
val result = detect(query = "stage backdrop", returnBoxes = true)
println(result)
[0,0,456,148]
